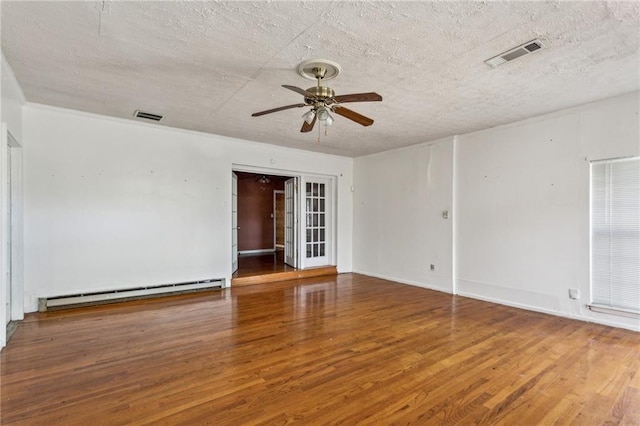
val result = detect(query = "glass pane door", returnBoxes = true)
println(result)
[284,178,297,268]
[303,178,330,267]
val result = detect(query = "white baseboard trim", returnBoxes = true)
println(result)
[352,270,453,294]
[351,270,638,332]
[239,249,276,255]
[457,290,640,332]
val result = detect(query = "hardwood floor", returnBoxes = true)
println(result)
[232,250,295,278]
[232,266,337,287]
[231,249,337,287]
[2,274,639,424]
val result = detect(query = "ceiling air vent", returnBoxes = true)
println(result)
[134,110,163,122]
[485,39,545,68]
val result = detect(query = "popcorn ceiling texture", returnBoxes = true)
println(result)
[2,1,639,157]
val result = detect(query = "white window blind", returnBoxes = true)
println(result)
[590,156,640,314]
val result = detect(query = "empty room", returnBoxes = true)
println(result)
[1,1,639,424]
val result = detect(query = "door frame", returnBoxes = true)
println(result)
[1,125,24,348]
[8,130,23,323]
[231,164,337,273]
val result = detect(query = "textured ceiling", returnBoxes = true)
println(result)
[2,1,639,157]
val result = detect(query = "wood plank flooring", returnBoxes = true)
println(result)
[232,266,337,287]
[231,249,336,287]
[232,250,295,279]
[1,273,639,424]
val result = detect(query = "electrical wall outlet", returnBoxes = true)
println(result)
[568,288,580,300]
[430,264,435,271]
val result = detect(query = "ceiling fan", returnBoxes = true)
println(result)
[251,59,382,133]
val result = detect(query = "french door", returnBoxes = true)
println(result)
[231,173,238,273]
[284,178,297,268]
[302,177,331,268]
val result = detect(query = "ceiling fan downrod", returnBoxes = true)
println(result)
[313,66,326,84]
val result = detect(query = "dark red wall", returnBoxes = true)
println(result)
[236,172,286,251]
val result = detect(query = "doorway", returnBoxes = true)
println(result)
[232,171,296,278]
[231,168,335,282]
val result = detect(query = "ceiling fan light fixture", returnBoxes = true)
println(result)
[316,107,334,126]
[257,175,271,185]
[316,106,330,121]
[323,114,334,126]
[302,109,316,124]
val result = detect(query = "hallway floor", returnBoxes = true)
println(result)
[232,249,295,279]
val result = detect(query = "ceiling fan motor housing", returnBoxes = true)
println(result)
[305,86,335,104]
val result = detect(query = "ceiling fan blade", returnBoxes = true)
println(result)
[282,85,317,99]
[301,115,317,133]
[251,103,306,117]
[334,92,382,103]
[333,106,374,126]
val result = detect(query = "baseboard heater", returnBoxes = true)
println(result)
[38,278,226,312]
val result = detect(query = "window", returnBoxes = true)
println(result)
[590,156,640,315]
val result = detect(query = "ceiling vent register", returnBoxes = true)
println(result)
[134,110,163,121]
[485,39,545,67]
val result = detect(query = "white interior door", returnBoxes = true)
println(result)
[284,177,297,268]
[231,172,238,273]
[302,177,331,268]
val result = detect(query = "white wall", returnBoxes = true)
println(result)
[23,104,353,312]
[1,53,26,349]
[353,137,455,293]
[455,92,639,331]
[353,92,639,331]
